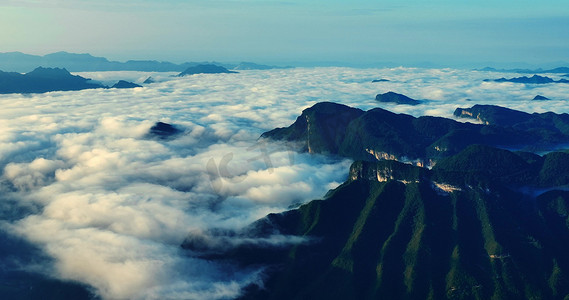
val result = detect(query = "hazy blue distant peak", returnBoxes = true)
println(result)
[178,64,238,76]
[44,51,109,60]
[25,66,74,78]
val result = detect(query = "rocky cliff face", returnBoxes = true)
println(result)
[349,160,425,184]
[260,102,364,154]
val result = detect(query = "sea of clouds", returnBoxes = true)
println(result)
[1,67,569,299]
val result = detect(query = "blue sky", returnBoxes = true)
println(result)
[1,0,568,66]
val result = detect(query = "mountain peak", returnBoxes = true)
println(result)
[146,122,182,140]
[261,102,364,154]
[111,80,142,89]
[533,95,550,100]
[178,64,238,76]
[375,91,420,105]
[26,66,72,78]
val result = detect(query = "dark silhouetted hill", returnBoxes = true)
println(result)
[533,95,550,100]
[111,80,142,89]
[178,64,238,76]
[375,91,420,105]
[0,67,105,94]
[145,122,182,140]
[0,67,145,94]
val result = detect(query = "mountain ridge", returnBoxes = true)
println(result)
[0,67,142,94]
[483,75,569,84]
[477,66,569,74]
[0,51,291,73]
[262,102,569,166]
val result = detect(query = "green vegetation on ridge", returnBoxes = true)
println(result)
[185,145,569,299]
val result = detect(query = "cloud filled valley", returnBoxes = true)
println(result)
[1,67,569,299]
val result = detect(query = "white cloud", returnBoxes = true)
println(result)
[4,158,65,191]
[2,67,569,299]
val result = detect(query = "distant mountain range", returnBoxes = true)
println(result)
[0,67,140,94]
[477,66,569,74]
[484,75,569,84]
[183,103,569,299]
[0,51,291,73]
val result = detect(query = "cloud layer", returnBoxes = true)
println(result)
[1,67,569,299]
